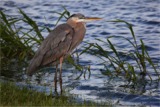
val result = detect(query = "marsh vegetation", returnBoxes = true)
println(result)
[0,8,159,106]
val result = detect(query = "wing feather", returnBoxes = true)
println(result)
[27,24,74,75]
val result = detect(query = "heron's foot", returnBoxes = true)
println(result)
[51,91,59,98]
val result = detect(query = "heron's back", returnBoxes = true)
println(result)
[27,23,74,75]
[27,22,86,76]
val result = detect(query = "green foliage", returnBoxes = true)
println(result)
[1,82,53,106]
[0,10,34,77]
[0,8,80,78]
[0,82,110,106]
[1,8,159,83]
[83,20,160,82]
[0,8,52,77]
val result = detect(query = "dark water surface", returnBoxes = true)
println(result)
[1,0,160,106]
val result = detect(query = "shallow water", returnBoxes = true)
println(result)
[1,0,160,106]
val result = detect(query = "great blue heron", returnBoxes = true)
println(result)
[27,13,102,94]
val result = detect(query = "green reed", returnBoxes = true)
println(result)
[0,8,84,78]
[1,8,159,82]
[82,20,159,82]
[1,10,33,77]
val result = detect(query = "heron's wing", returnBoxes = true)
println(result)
[41,26,74,66]
[27,24,74,75]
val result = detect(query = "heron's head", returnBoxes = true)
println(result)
[67,13,102,24]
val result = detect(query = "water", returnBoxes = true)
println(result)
[1,0,160,106]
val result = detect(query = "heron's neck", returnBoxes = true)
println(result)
[67,20,86,30]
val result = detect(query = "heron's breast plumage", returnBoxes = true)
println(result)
[68,23,86,53]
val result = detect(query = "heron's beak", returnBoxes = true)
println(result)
[77,17,102,22]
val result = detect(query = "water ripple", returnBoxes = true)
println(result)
[1,0,160,106]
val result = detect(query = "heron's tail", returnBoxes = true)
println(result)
[27,60,37,76]
[27,65,36,76]
[27,58,40,76]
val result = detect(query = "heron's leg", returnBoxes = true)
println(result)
[54,64,58,92]
[59,56,64,94]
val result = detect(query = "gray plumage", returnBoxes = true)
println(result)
[26,13,101,94]
[27,14,86,75]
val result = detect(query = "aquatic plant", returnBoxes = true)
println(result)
[82,20,160,83]
[1,8,159,83]
[0,10,34,77]
[0,8,67,77]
